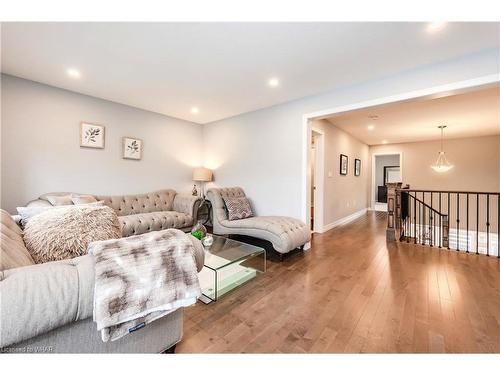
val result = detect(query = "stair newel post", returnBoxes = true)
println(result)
[386,182,403,242]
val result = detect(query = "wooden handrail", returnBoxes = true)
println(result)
[400,188,500,195]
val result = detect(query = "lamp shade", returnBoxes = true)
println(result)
[193,167,213,182]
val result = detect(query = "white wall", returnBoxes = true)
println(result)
[1,75,203,213]
[203,49,500,219]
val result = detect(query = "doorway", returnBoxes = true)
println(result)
[309,129,324,232]
[371,153,402,211]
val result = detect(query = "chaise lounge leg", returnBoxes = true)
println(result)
[162,344,176,354]
[279,253,284,262]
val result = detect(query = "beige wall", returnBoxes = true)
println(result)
[1,75,203,213]
[312,119,370,226]
[370,136,500,237]
[370,135,500,193]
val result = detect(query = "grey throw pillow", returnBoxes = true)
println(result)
[223,197,254,220]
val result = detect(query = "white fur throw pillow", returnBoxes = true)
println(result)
[23,205,121,264]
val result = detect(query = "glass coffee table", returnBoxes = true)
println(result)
[198,235,266,304]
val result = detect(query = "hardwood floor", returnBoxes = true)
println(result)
[177,211,500,353]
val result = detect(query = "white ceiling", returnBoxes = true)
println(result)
[327,86,500,145]
[1,22,499,124]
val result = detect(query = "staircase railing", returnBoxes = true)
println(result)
[387,185,500,258]
[400,191,449,248]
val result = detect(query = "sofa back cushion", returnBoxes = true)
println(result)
[95,189,177,216]
[0,209,35,271]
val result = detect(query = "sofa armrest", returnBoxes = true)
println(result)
[0,255,95,348]
[173,194,202,221]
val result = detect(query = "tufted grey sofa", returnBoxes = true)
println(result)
[207,187,311,256]
[25,190,201,237]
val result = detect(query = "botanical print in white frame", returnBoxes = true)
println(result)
[122,137,143,160]
[80,122,105,149]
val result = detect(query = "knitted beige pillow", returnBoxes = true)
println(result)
[23,205,121,264]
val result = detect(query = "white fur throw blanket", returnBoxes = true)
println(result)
[88,229,201,342]
[23,205,121,263]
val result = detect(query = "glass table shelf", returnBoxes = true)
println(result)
[198,235,266,303]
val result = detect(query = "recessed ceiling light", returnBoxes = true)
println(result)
[66,68,81,79]
[367,125,375,131]
[268,78,279,88]
[382,140,388,144]
[191,107,199,114]
[426,22,447,33]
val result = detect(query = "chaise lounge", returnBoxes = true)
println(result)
[207,187,311,259]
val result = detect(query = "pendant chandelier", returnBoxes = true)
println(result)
[431,125,453,173]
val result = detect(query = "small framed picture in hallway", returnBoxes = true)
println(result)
[340,154,348,175]
[354,158,361,176]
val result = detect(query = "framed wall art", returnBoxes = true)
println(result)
[122,137,143,160]
[340,154,348,175]
[354,158,361,176]
[80,122,105,149]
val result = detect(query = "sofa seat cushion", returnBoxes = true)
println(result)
[0,210,35,271]
[119,211,193,237]
[221,216,311,254]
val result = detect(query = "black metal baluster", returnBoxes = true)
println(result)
[466,194,469,253]
[422,191,427,245]
[486,194,490,257]
[439,192,442,248]
[447,192,450,250]
[476,193,479,255]
[414,193,417,244]
[407,195,411,243]
[420,195,423,245]
[430,193,433,247]
[456,193,460,251]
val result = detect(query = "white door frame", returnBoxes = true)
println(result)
[300,74,499,229]
[310,128,324,233]
[371,152,403,210]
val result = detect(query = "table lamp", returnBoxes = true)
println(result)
[193,167,213,198]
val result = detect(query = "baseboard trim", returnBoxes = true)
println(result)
[320,208,368,233]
